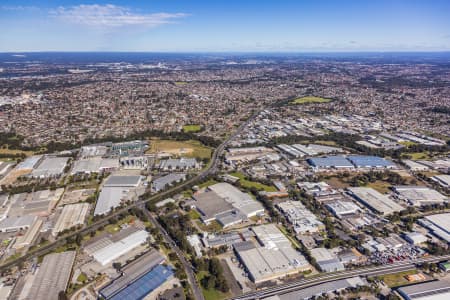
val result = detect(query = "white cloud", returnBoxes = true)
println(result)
[51,4,187,28]
[1,5,39,11]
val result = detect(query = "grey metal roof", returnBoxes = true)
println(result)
[104,175,142,187]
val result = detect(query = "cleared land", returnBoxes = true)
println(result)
[230,172,277,192]
[147,139,212,159]
[290,96,333,105]
[377,270,422,287]
[365,181,392,194]
[183,124,202,133]
[0,147,34,157]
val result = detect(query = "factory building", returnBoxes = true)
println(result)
[307,155,395,170]
[277,201,324,234]
[92,229,149,266]
[26,251,76,300]
[347,187,404,216]
[94,175,143,216]
[393,186,447,206]
[71,157,119,174]
[418,213,450,244]
[151,173,186,192]
[0,215,37,232]
[234,224,310,284]
[30,156,69,178]
[403,232,428,245]
[99,249,167,300]
[13,218,43,249]
[52,203,90,236]
[193,183,264,228]
[310,248,345,272]
[326,201,360,218]
[397,279,450,300]
[265,277,365,300]
[158,157,199,171]
[307,156,354,170]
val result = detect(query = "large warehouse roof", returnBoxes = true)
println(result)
[103,175,142,187]
[193,190,234,222]
[52,203,90,236]
[94,187,131,216]
[92,230,149,265]
[208,183,264,217]
[347,187,404,216]
[307,156,354,169]
[236,224,309,283]
[27,251,76,300]
[31,156,69,177]
[100,249,165,299]
[398,279,450,300]
[347,155,395,168]
[109,265,173,300]
[394,186,448,206]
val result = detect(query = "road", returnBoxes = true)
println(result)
[229,254,450,300]
[140,204,205,300]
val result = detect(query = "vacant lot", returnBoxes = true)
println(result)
[183,124,202,133]
[291,96,333,105]
[0,147,34,157]
[147,139,212,159]
[230,172,277,192]
[378,270,422,287]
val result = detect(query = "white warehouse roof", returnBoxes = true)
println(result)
[92,230,149,266]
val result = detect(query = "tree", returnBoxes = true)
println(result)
[112,262,122,271]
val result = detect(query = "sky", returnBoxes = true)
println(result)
[1,0,450,52]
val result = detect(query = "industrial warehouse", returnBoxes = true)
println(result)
[234,224,310,284]
[193,182,265,228]
[277,200,324,234]
[22,251,76,300]
[94,175,144,215]
[307,155,396,170]
[99,249,171,300]
[347,187,404,216]
[419,213,450,244]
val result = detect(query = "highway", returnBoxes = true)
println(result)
[229,254,450,300]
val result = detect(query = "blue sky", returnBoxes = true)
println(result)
[1,0,449,52]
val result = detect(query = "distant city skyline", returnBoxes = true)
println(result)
[1,0,450,52]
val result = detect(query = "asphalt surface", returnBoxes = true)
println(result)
[229,254,450,300]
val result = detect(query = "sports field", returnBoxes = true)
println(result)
[147,139,212,159]
[291,96,333,104]
[183,124,202,133]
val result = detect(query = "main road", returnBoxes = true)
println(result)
[230,254,450,300]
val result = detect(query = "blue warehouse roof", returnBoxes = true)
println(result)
[307,156,354,168]
[347,155,395,168]
[107,264,173,300]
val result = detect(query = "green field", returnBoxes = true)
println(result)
[188,209,201,220]
[198,179,219,189]
[148,139,212,159]
[377,270,420,287]
[291,96,333,105]
[174,81,188,86]
[230,172,277,192]
[183,124,202,133]
[196,271,230,300]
